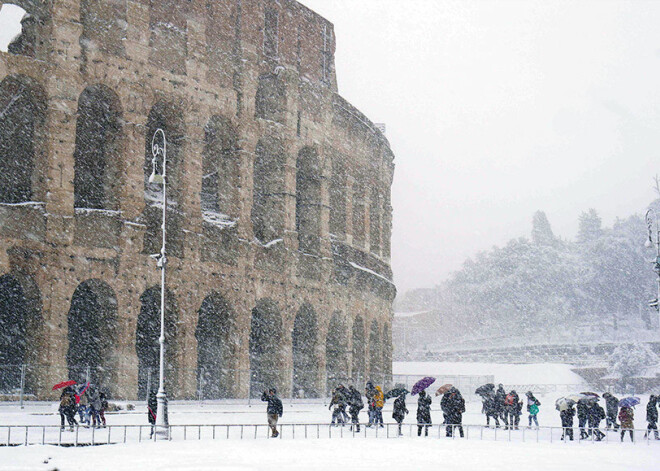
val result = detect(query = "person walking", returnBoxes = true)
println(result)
[147,389,157,438]
[495,384,507,428]
[59,387,77,431]
[577,399,589,439]
[365,381,376,427]
[603,392,620,430]
[99,392,108,428]
[329,386,347,426]
[441,387,465,437]
[88,385,102,429]
[526,391,540,428]
[392,393,409,436]
[261,388,283,438]
[483,391,500,428]
[587,402,606,441]
[347,385,363,432]
[77,387,90,426]
[619,405,634,442]
[416,390,432,437]
[644,395,659,440]
[374,385,385,428]
[560,403,575,441]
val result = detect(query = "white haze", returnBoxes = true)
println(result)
[299,0,660,295]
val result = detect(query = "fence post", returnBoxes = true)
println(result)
[19,364,26,409]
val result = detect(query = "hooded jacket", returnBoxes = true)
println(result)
[374,386,384,408]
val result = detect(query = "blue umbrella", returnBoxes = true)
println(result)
[619,397,641,408]
[411,377,436,395]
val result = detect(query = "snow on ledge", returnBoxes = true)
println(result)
[262,238,283,248]
[0,201,45,209]
[74,207,121,216]
[394,310,431,318]
[202,210,237,229]
[349,261,393,284]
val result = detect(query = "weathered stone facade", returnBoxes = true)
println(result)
[0,0,395,400]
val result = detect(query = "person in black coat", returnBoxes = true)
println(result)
[560,404,575,441]
[347,385,363,432]
[645,395,659,440]
[392,394,409,436]
[587,402,606,441]
[261,388,283,438]
[602,392,619,430]
[147,390,158,438]
[577,399,589,439]
[416,390,432,437]
[441,387,465,437]
[495,384,507,427]
[59,387,77,431]
[329,386,347,426]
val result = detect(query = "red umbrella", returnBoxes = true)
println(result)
[52,380,77,391]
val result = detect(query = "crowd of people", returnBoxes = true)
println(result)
[58,383,108,431]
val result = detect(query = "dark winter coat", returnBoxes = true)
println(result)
[59,390,76,417]
[482,393,498,416]
[603,393,619,416]
[147,391,158,425]
[347,387,364,410]
[261,392,283,417]
[587,404,605,428]
[647,397,658,423]
[560,407,575,427]
[576,401,588,421]
[416,391,432,424]
[393,396,408,423]
[441,388,465,424]
[494,386,506,413]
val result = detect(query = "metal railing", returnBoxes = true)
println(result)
[1,423,657,447]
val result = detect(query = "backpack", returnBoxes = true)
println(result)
[505,393,515,406]
[529,404,539,415]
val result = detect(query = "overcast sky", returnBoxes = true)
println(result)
[300,0,660,295]
[2,2,660,296]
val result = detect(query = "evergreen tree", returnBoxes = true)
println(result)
[531,211,554,245]
[577,208,603,245]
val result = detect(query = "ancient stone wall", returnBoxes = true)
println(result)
[0,0,395,400]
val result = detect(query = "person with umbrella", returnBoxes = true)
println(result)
[261,388,283,438]
[476,384,500,428]
[619,403,635,442]
[556,397,575,441]
[392,392,409,436]
[602,392,620,430]
[644,395,659,440]
[416,390,432,437]
[576,397,590,439]
[495,384,507,427]
[365,381,376,427]
[329,385,347,426]
[441,386,465,437]
[58,386,77,431]
[587,400,606,441]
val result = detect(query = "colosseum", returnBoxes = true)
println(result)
[0,0,395,400]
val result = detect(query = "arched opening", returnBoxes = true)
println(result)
[249,299,282,397]
[66,280,118,387]
[73,85,123,210]
[326,311,348,391]
[255,73,286,123]
[0,75,46,203]
[196,292,234,399]
[136,286,178,399]
[201,115,239,220]
[329,155,347,239]
[369,186,382,255]
[251,138,286,244]
[368,319,382,383]
[292,303,318,397]
[351,316,365,385]
[0,273,40,391]
[143,100,185,258]
[296,147,322,255]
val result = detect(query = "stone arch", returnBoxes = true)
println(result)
[0,74,46,203]
[329,154,347,239]
[351,315,365,385]
[251,138,286,243]
[369,186,382,255]
[142,99,186,258]
[136,286,179,399]
[3,1,51,58]
[0,272,41,391]
[80,0,127,56]
[255,73,286,123]
[368,319,382,383]
[196,292,234,399]
[66,279,118,388]
[326,311,348,391]
[249,298,283,397]
[296,146,322,255]
[73,84,123,210]
[292,303,318,397]
[201,115,239,219]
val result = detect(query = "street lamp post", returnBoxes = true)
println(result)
[644,208,660,319]
[149,128,169,435]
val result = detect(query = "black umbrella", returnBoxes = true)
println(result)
[475,383,495,396]
[384,387,410,400]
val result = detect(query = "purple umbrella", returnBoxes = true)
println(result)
[619,397,640,408]
[411,376,436,395]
